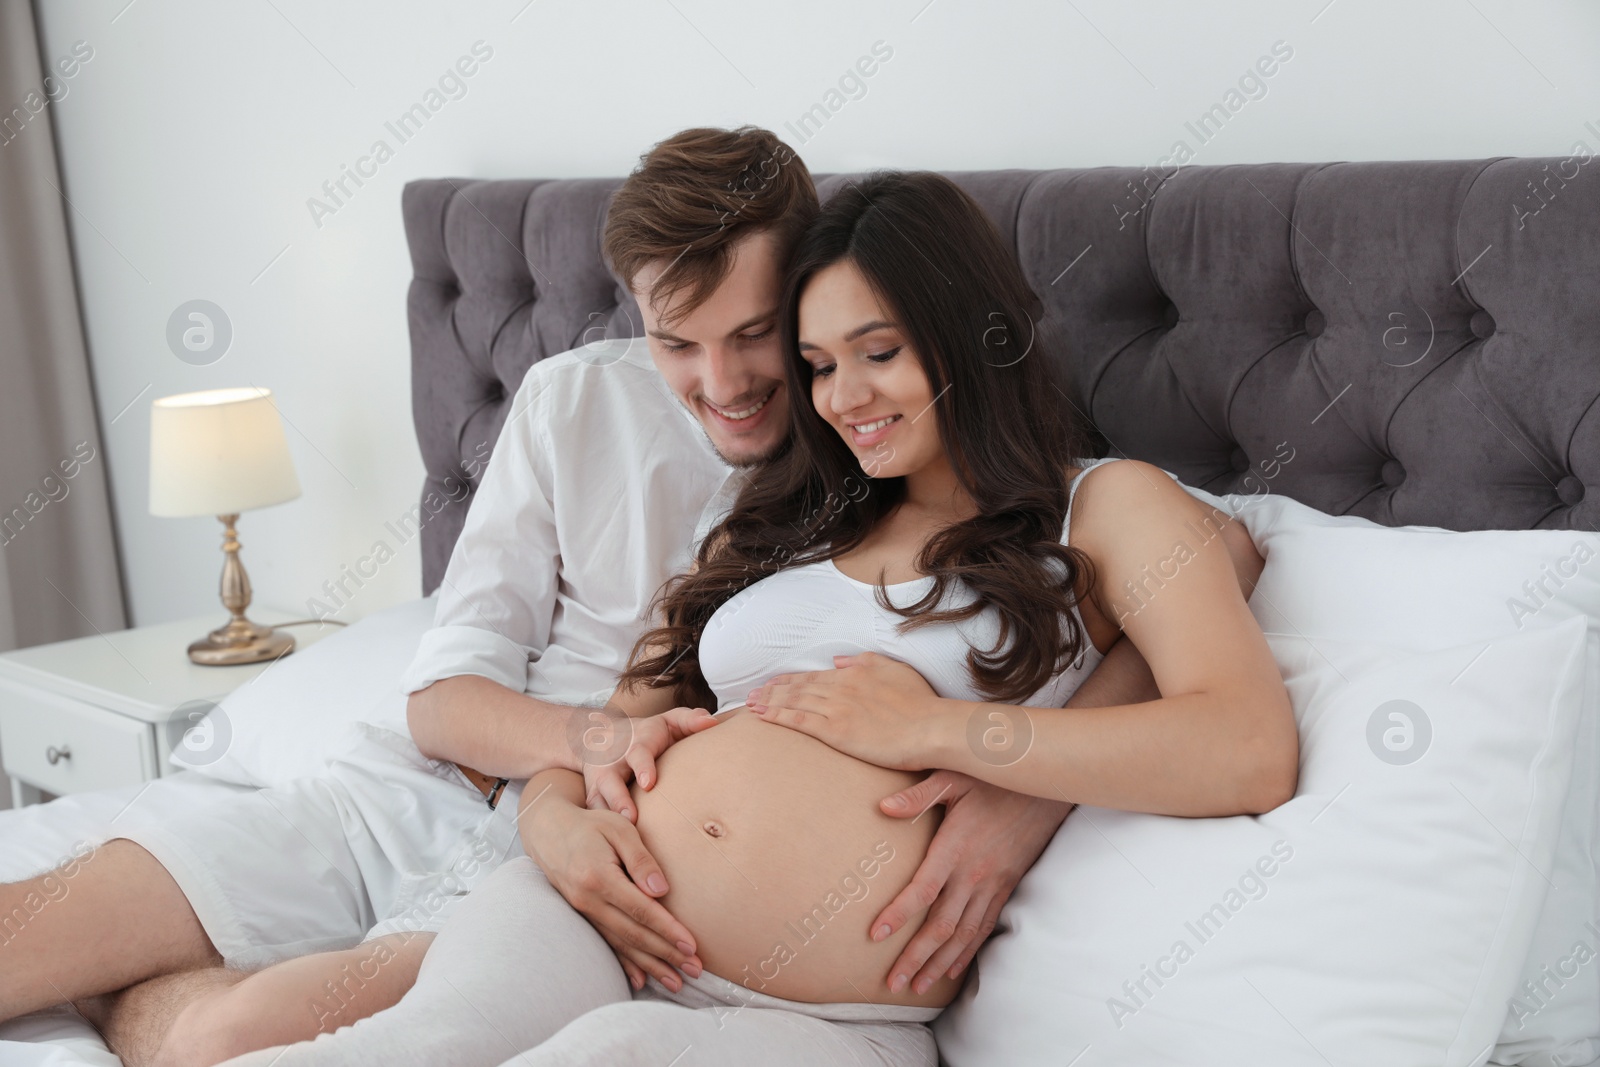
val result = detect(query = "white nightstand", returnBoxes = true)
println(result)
[0,609,332,807]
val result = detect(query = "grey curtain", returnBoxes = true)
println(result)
[0,1,128,805]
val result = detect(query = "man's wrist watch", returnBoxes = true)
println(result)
[456,762,512,810]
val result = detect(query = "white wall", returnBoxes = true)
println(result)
[32,0,1600,627]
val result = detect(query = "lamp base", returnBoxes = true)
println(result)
[188,617,295,666]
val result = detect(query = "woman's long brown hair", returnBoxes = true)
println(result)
[622,171,1100,706]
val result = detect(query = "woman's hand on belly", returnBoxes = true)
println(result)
[523,786,705,993]
[745,651,951,770]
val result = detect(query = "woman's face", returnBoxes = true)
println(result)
[797,259,943,479]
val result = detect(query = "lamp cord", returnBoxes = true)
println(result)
[272,618,350,629]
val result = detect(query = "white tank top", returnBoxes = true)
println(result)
[697,458,1119,711]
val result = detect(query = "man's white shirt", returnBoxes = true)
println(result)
[401,337,733,706]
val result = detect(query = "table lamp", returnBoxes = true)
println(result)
[149,387,302,665]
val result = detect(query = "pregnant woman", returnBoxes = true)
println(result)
[219,172,1295,1067]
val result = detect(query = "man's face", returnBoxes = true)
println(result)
[635,230,790,468]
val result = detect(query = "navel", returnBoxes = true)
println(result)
[702,819,727,839]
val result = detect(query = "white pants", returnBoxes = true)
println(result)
[215,856,940,1067]
[0,772,255,1063]
[111,724,522,970]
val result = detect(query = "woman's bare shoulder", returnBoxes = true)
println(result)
[1068,458,1187,509]
[1067,459,1218,545]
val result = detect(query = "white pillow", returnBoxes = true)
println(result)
[169,596,436,788]
[1223,493,1600,1066]
[934,615,1588,1066]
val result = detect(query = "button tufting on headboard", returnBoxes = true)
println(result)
[404,159,1600,595]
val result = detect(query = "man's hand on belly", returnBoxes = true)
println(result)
[582,705,719,820]
[871,770,1072,995]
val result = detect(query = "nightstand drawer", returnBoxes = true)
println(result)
[0,682,155,795]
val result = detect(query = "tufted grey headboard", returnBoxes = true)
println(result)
[403,159,1599,595]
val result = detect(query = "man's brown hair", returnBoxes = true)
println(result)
[603,126,818,325]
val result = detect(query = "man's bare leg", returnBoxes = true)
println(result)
[77,933,434,1067]
[0,839,220,1020]
[76,969,247,1067]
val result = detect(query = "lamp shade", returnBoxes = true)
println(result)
[149,387,301,517]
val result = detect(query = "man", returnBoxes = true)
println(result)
[0,126,1259,1066]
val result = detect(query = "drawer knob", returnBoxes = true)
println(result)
[46,744,72,765]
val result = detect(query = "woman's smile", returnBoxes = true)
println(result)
[846,413,902,447]
[798,260,944,481]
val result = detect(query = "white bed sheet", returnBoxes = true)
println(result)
[0,772,258,1067]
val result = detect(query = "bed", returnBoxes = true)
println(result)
[3,155,1595,1065]
[406,157,1596,586]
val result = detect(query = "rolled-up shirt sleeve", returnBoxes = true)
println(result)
[400,370,558,696]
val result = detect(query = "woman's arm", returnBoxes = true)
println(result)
[516,671,717,993]
[750,461,1298,817]
[946,460,1295,813]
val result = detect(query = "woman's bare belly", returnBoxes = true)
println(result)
[631,709,963,1009]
